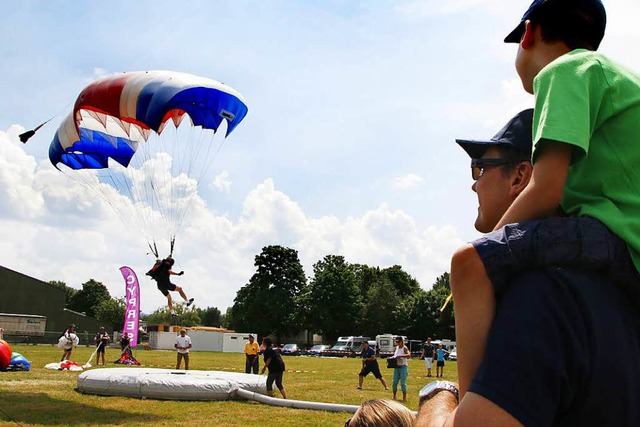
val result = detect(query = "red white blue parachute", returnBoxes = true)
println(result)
[48,71,248,255]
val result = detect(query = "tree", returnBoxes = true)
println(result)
[222,306,235,329]
[231,246,307,341]
[300,254,362,342]
[67,279,111,317]
[143,305,202,327]
[197,306,222,327]
[351,264,381,299]
[382,265,421,298]
[94,297,126,330]
[394,273,455,339]
[360,276,400,337]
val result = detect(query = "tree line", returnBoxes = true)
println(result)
[48,245,454,342]
[226,245,455,343]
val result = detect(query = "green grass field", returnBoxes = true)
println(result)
[0,345,458,426]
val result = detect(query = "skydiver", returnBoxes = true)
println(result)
[146,256,194,316]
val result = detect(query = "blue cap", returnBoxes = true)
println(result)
[455,109,533,159]
[504,0,606,49]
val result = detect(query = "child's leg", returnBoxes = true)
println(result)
[451,243,496,399]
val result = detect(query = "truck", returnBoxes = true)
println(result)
[0,313,46,337]
[323,336,370,358]
[375,334,408,358]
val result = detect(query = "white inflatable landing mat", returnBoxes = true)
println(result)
[77,368,267,401]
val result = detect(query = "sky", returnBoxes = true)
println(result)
[2,0,640,315]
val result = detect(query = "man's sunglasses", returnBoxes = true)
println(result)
[471,158,513,181]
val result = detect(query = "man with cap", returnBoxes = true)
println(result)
[244,334,260,374]
[450,0,640,404]
[414,111,640,426]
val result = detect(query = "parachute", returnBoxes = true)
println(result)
[49,71,249,255]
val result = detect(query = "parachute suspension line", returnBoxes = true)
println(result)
[170,237,175,257]
[19,98,75,143]
[148,241,159,258]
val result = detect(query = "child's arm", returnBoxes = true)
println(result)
[494,140,572,230]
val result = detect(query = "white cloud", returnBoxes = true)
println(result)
[211,170,231,193]
[0,129,464,312]
[393,173,425,189]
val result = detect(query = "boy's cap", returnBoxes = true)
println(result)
[504,0,606,48]
[456,109,533,159]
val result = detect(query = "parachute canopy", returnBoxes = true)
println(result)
[48,71,249,254]
[49,70,248,170]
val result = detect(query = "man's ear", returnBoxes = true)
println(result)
[520,20,535,49]
[511,162,533,196]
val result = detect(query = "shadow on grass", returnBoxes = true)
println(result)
[0,390,163,425]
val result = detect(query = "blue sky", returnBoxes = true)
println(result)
[2,0,639,313]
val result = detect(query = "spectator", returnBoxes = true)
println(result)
[260,337,287,399]
[435,344,446,378]
[244,334,260,374]
[420,337,435,377]
[357,341,388,391]
[451,0,640,400]
[60,324,77,362]
[175,328,192,370]
[415,109,640,426]
[93,326,111,367]
[389,336,411,402]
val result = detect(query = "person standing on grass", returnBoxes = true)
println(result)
[389,336,410,403]
[420,337,435,378]
[261,337,287,399]
[244,334,260,374]
[435,344,446,378]
[60,324,77,362]
[175,329,192,370]
[357,341,388,391]
[94,326,110,367]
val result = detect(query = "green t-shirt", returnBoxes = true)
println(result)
[533,49,640,271]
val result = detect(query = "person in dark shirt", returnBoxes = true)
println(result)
[357,341,388,390]
[419,337,435,378]
[415,110,640,426]
[260,337,287,399]
[146,256,194,316]
[93,326,111,367]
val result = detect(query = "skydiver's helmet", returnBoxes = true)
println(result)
[69,324,76,331]
[167,257,175,267]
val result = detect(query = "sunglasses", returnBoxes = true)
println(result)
[471,157,514,181]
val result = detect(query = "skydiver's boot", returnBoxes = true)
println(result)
[187,298,194,307]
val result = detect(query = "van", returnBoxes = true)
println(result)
[323,336,370,358]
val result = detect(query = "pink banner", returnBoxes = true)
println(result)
[119,266,140,348]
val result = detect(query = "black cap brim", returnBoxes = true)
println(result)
[504,21,525,43]
[455,139,496,159]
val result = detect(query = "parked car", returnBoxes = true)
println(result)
[306,344,331,356]
[281,343,301,356]
[448,347,457,361]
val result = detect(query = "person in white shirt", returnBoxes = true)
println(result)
[389,336,411,402]
[174,329,192,370]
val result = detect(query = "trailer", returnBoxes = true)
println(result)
[0,313,46,336]
[375,334,411,358]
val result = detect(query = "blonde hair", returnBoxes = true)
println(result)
[349,399,414,427]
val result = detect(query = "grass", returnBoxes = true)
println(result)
[0,345,458,426]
